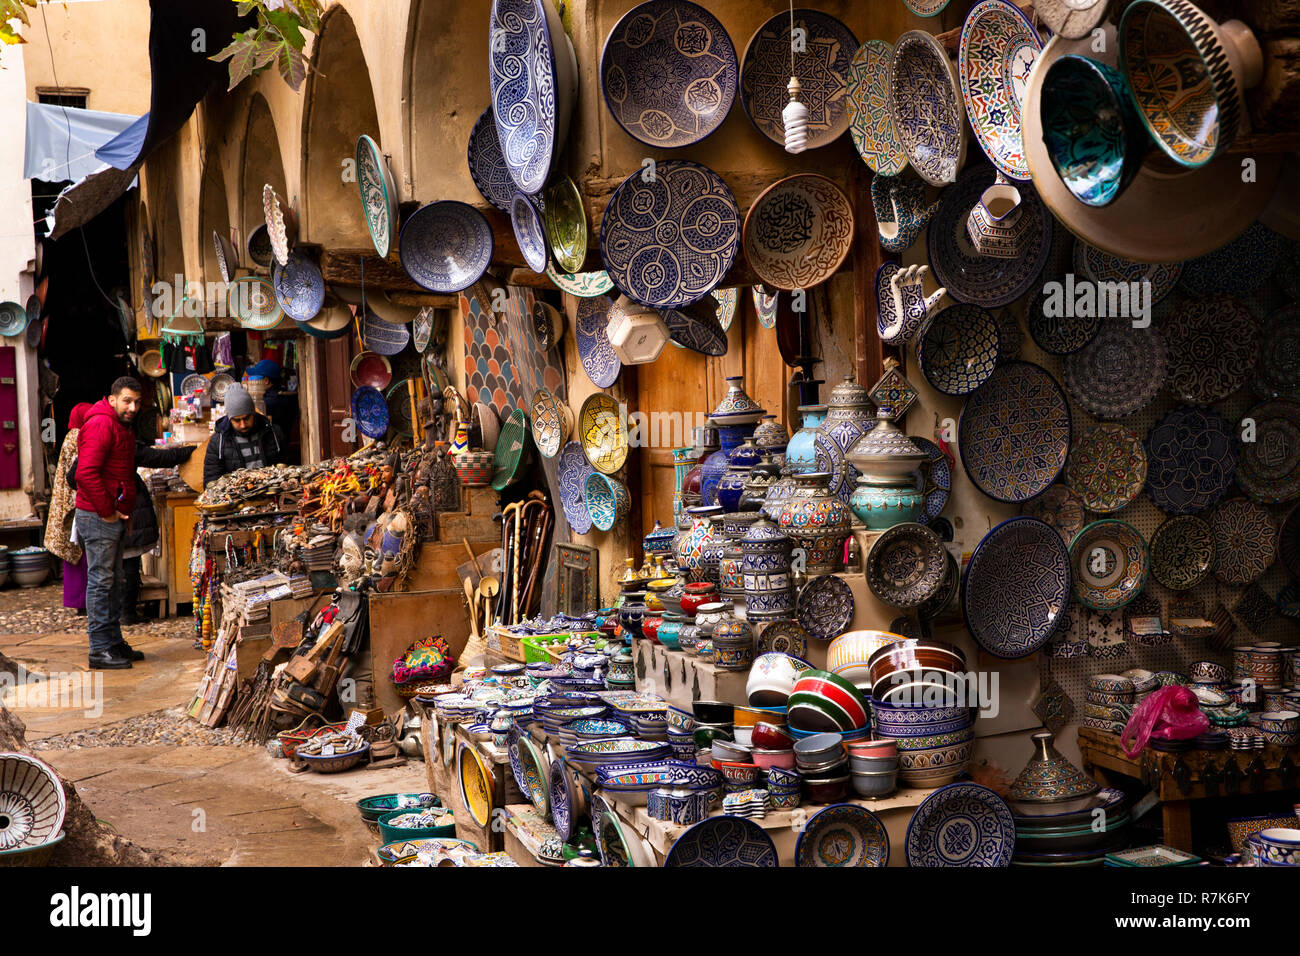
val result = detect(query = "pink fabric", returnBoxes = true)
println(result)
[62,555,87,611]
[1121,686,1209,758]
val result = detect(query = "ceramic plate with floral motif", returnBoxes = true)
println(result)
[796,804,889,867]
[546,263,614,298]
[1149,515,1216,590]
[1070,519,1148,611]
[557,441,596,534]
[846,39,907,176]
[918,303,1001,396]
[1211,498,1276,585]
[1163,295,1259,404]
[1256,305,1300,400]
[576,296,622,388]
[1027,281,1102,355]
[906,783,1014,867]
[796,575,855,642]
[963,517,1071,658]
[891,30,967,186]
[865,522,947,609]
[1066,424,1147,513]
[958,0,1043,181]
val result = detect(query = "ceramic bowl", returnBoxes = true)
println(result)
[827,630,910,683]
[849,753,901,774]
[712,739,751,763]
[1262,729,1300,748]
[733,704,786,729]
[851,769,899,799]
[693,700,735,724]
[711,760,761,788]
[802,774,851,804]
[751,721,795,750]
[666,706,695,733]
[1187,660,1231,685]
[793,732,845,766]
[751,747,796,771]
[890,30,967,186]
[578,392,629,474]
[1070,519,1149,611]
[693,726,732,750]
[0,753,67,850]
[1089,674,1137,695]
[585,472,630,532]
[741,174,854,291]
[789,670,871,732]
[897,739,973,788]
[746,652,815,708]
[399,201,494,293]
[847,739,898,759]
[529,387,572,459]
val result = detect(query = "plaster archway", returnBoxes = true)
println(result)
[240,93,290,267]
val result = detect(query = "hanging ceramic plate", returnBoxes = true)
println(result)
[492,408,533,490]
[1069,519,1148,611]
[489,0,576,195]
[927,165,1051,306]
[958,361,1070,504]
[399,201,494,293]
[905,0,953,15]
[752,286,778,329]
[865,522,947,609]
[546,264,614,298]
[530,387,571,459]
[917,303,1000,396]
[558,440,596,534]
[757,620,810,657]
[576,296,621,388]
[180,373,210,400]
[740,9,857,150]
[1062,319,1167,419]
[1074,240,1183,305]
[544,175,588,275]
[209,372,235,402]
[351,386,390,440]
[350,352,392,390]
[263,183,291,267]
[246,224,273,268]
[713,288,738,332]
[511,193,550,274]
[1257,305,1300,400]
[665,816,778,867]
[796,804,889,867]
[1026,281,1103,355]
[1024,484,1087,549]
[1211,498,1277,586]
[386,380,415,438]
[412,307,434,353]
[600,0,738,148]
[1179,222,1284,298]
[1066,424,1147,513]
[271,251,325,322]
[466,107,515,212]
[212,230,237,284]
[1235,399,1300,504]
[963,517,1070,659]
[600,160,739,309]
[663,300,728,356]
[1163,296,1259,404]
[457,743,493,828]
[362,308,411,356]
[226,275,284,330]
[911,437,951,526]
[0,301,26,338]
[506,723,530,797]
[1145,406,1238,515]
[846,40,907,176]
[356,134,398,258]
[796,575,855,642]
[743,174,854,291]
[958,0,1043,181]
[890,30,967,187]
[578,392,629,475]
[906,783,1014,867]
[1148,515,1215,591]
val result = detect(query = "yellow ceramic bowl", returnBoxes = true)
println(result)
[457,743,493,828]
[578,392,629,474]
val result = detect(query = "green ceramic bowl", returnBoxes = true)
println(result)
[377,808,457,845]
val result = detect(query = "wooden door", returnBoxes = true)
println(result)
[315,334,355,459]
[170,500,199,597]
[0,347,17,488]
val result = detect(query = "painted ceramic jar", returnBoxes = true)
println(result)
[753,413,790,464]
[680,581,719,618]
[719,512,763,604]
[816,376,878,503]
[643,519,676,557]
[785,404,828,474]
[657,611,685,651]
[679,621,701,654]
[713,617,755,672]
[777,472,853,573]
[711,375,766,425]
[850,475,926,530]
[741,452,782,512]
[642,611,664,644]
[619,591,647,641]
[702,423,757,506]
[675,506,723,583]
[717,462,753,513]
[693,600,731,638]
[740,516,795,621]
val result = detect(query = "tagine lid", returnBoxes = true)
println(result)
[1009,730,1101,803]
[711,375,766,424]
[826,374,873,412]
[741,515,792,547]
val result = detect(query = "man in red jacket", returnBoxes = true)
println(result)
[75,376,144,669]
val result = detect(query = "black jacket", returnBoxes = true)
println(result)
[126,442,195,551]
[202,413,289,487]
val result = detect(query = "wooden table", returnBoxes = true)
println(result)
[1077,726,1300,852]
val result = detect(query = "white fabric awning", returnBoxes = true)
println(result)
[23,101,141,184]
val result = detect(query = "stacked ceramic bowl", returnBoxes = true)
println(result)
[541,704,606,738]
[565,738,671,774]
[847,738,899,798]
[691,700,735,762]
[787,670,871,738]
[794,732,850,804]
[1007,732,1119,867]
[749,717,796,772]
[561,716,631,748]
[765,766,801,809]
[597,759,723,807]
[1249,828,1300,867]
[826,629,910,693]
[666,705,695,761]
[1080,674,1135,734]
[0,545,10,587]
[9,546,50,588]
[872,699,974,789]
[733,703,789,747]
[1257,710,1300,748]
[1122,668,1160,706]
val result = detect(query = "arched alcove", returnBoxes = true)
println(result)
[199,150,233,283]
[240,93,290,265]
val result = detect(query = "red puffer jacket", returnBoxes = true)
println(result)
[74,399,137,519]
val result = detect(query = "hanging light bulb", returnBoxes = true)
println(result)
[783,75,808,154]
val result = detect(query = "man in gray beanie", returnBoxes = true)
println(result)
[202,383,291,486]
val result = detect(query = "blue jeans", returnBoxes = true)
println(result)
[75,509,124,655]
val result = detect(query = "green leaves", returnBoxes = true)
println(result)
[0,0,38,46]
[211,0,323,92]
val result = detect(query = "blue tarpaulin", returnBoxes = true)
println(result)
[95,113,151,171]
[23,101,143,183]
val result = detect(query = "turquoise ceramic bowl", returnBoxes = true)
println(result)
[377,808,457,845]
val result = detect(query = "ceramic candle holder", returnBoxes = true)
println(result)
[966,179,1030,258]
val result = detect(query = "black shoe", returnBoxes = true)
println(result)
[75,608,86,616]
[88,650,133,670]
[114,641,145,662]
[120,612,144,626]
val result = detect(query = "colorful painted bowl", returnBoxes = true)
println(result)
[584,472,630,532]
[711,759,761,789]
[746,652,815,708]
[788,669,871,734]
[377,807,457,845]
[578,391,629,474]
[890,30,967,186]
[751,747,796,771]
[751,721,795,750]
[1070,519,1149,610]
[827,630,910,688]
[530,387,572,459]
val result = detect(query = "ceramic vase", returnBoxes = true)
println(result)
[674,506,722,584]
[680,581,718,619]
[752,414,790,463]
[741,516,795,621]
[850,476,926,531]
[777,472,852,574]
[702,423,756,506]
[672,446,696,520]
[719,512,763,605]
[785,404,828,474]
[741,451,782,512]
[619,591,647,641]
[713,617,755,672]
[816,376,877,504]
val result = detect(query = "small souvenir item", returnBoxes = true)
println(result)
[870,173,940,254]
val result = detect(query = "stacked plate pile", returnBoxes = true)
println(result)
[1192,684,1248,728]
[1227,727,1267,751]
[1080,674,1134,734]
[565,738,671,774]
[722,788,770,819]
[1007,731,1120,867]
[540,703,605,738]
[288,574,313,600]
[432,693,481,724]
[9,546,50,588]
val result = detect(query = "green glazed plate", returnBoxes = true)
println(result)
[544,175,588,274]
[492,408,533,490]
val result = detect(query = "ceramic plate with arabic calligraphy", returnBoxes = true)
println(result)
[890,30,967,187]
[1210,498,1276,585]
[558,441,596,534]
[1066,424,1147,513]
[1148,515,1215,590]
[796,575,855,642]
[743,174,854,291]
[918,303,1001,396]
[546,264,614,298]
[927,165,1051,306]
[1069,519,1148,611]
[467,107,515,212]
[958,0,1043,181]
[1163,295,1259,404]
[963,517,1071,658]
[865,522,947,609]
[911,437,951,526]
[600,160,739,309]
[846,40,907,175]
[576,296,622,388]
[740,9,857,150]
[1074,240,1183,305]
[959,361,1070,504]
[1145,406,1238,515]
[356,134,398,258]
[1235,399,1300,504]
[1063,319,1167,419]
[906,783,1014,867]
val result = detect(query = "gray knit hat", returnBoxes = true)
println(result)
[224,384,255,419]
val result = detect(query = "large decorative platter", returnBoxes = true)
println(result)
[600,0,737,149]
[1235,400,1300,504]
[958,0,1043,181]
[917,303,1000,396]
[846,40,907,176]
[905,782,1015,867]
[663,300,728,356]
[511,193,550,274]
[227,275,284,330]
[600,160,739,309]
[1074,240,1183,306]
[665,815,778,867]
[890,30,967,187]
[546,264,614,298]
[958,361,1070,504]
[489,0,576,195]
[356,134,398,258]
[1026,283,1102,355]
[1257,305,1300,400]
[1066,424,1147,513]
[400,201,494,293]
[558,440,596,534]
[865,522,947,610]
[1062,320,1167,419]
[927,165,1051,306]
[963,517,1071,659]
[0,752,67,850]
[212,230,237,284]
[272,251,325,322]
[911,437,951,526]
[544,175,589,275]
[1180,223,1283,298]
[1163,295,1259,404]
[578,392,629,475]
[263,183,291,267]
[739,9,857,150]
[1211,498,1277,586]
[576,296,622,388]
[796,575,855,642]
[742,174,854,291]
[1148,515,1215,591]
[1024,484,1087,548]
[457,743,493,828]
[467,107,515,212]
[362,309,410,356]
[1145,406,1238,515]
[352,386,389,441]
[796,804,889,867]
[1069,519,1148,611]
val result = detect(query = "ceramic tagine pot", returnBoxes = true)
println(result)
[1009,730,1101,807]
[719,511,764,606]
[740,516,795,622]
[675,505,724,583]
[777,472,853,574]
[701,377,765,505]
[752,414,790,463]
[847,417,925,534]
[816,376,877,504]
[643,519,676,558]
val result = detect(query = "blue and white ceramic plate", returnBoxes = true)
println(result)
[1062,319,1167,419]
[963,517,1070,658]
[796,574,854,642]
[601,0,737,148]
[891,30,967,186]
[918,303,1000,396]
[927,165,1051,306]
[665,815,779,867]
[272,251,325,322]
[911,437,951,526]
[362,308,410,356]
[511,193,550,273]
[399,201,494,293]
[600,160,739,309]
[546,264,615,298]
[352,386,389,440]
[467,107,516,212]
[558,440,596,535]
[356,134,398,258]
[663,300,728,356]
[0,301,27,338]
[958,361,1070,503]
[740,9,857,150]
[796,804,889,867]
[576,296,621,388]
[906,782,1015,867]
[1145,406,1238,515]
